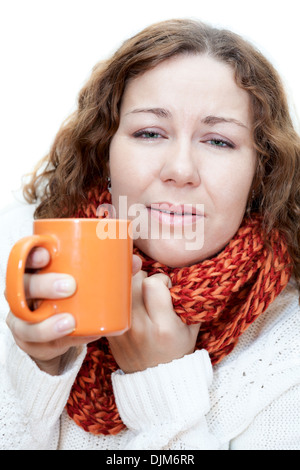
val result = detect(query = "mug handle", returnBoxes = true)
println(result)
[6,234,58,323]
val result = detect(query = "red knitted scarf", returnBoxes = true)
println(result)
[66,187,292,435]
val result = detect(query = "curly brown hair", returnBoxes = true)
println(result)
[23,18,300,288]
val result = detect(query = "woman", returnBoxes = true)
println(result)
[1,19,300,450]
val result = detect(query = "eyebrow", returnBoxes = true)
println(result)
[125,107,248,129]
[125,107,172,118]
[202,115,248,129]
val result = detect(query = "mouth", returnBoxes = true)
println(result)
[147,202,205,226]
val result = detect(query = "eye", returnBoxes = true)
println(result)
[206,138,235,149]
[133,129,163,140]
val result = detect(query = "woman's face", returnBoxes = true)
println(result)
[109,54,256,267]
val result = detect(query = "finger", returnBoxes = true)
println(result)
[132,254,142,276]
[26,247,50,269]
[24,272,77,299]
[6,311,76,343]
[132,269,148,284]
[129,270,148,327]
[142,273,174,322]
[131,270,147,303]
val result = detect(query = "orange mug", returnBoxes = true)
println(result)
[6,218,133,336]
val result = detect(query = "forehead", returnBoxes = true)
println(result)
[121,54,252,126]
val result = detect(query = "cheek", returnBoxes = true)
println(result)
[110,136,145,180]
[207,154,256,212]
[203,162,255,257]
[109,138,135,191]
[109,135,161,195]
[109,137,150,217]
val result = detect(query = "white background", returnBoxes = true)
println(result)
[1,0,299,212]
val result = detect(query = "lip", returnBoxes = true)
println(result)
[150,202,204,216]
[147,202,205,227]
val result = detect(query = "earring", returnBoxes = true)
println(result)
[107,176,112,193]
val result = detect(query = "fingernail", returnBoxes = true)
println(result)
[54,315,76,334]
[53,277,76,295]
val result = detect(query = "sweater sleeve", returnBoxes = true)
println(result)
[0,333,87,450]
[111,349,220,450]
[0,202,87,450]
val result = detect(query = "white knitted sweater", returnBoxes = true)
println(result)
[0,201,300,450]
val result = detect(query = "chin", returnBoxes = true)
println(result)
[134,238,208,268]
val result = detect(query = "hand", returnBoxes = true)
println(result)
[6,247,142,375]
[108,271,201,374]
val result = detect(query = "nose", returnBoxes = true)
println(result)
[159,138,201,187]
